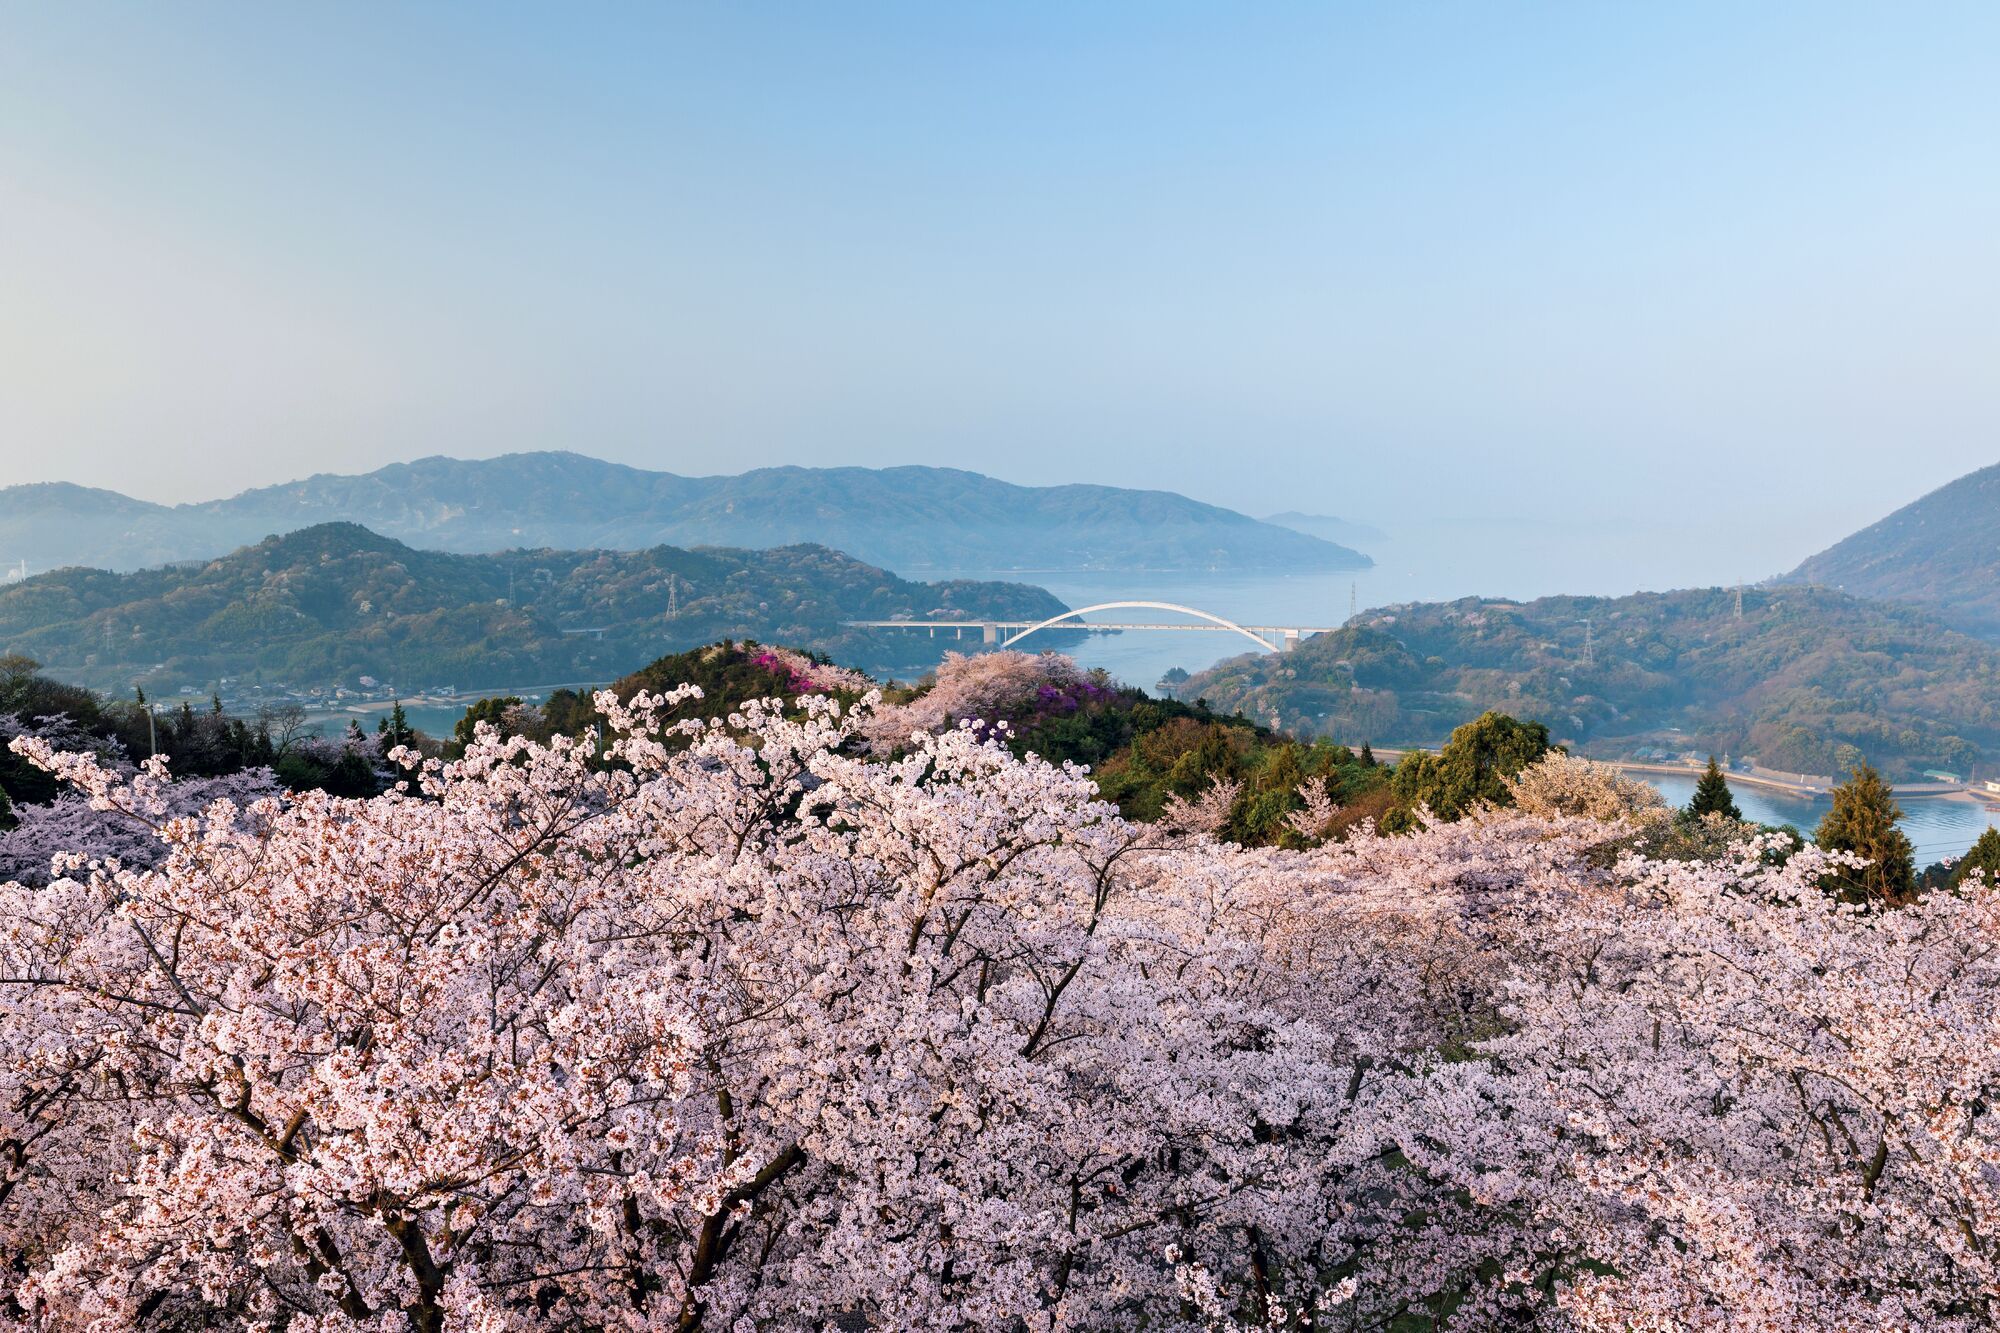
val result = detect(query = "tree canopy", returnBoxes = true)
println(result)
[3,682,1996,1327]
[1386,710,1553,827]
[1952,826,2000,890]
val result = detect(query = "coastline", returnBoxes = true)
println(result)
[1376,749,2000,812]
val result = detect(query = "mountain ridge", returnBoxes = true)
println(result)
[0,451,1371,576]
[1777,461,2000,639]
[1264,510,1389,547]
[0,520,1072,693]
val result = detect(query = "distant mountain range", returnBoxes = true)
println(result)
[0,522,1070,694]
[1263,510,1389,547]
[1169,585,2000,781]
[0,453,1370,577]
[1778,462,2000,639]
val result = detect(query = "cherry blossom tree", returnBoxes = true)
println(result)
[0,690,1382,1329]
[1501,750,1669,825]
[1443,834,2000,1329]
[2,677,1995,1331]
[859,650,1109,754]
[0,767,281,886]
[747,645,874,696]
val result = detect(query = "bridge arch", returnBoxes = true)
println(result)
[1000,601,1283,653]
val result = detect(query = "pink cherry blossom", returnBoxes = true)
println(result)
[0,677,1992,1330]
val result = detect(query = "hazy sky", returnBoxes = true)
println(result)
[2,3,1996,590]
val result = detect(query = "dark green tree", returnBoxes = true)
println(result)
[377,700,416,750]
[321,746,383,799]
[1688,756,1741,820]
[1951,826,2000,890]
[1386,711,1552,828]
[539,688,601,741]
[1359,742,1375,767]
[452,696,526,752]
[1814,763,1917,906]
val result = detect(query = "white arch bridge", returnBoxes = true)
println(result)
[845,601,1338,654]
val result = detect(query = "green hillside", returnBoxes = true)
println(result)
[1780,461,2000,639]
[0,523,1069,693]
[1170,586,2000,779]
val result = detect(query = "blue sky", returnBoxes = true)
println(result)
[2,3,1996,590]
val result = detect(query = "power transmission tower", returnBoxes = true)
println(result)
[1580,618,1594,668]
[668,575,679,618]
[1734,582,1744,620]
[1349,581,1357,619]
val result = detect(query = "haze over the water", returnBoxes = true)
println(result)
[3,3,1996,596]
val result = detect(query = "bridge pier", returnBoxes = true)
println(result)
[1282,629,1299,652]
[983,622,998,646]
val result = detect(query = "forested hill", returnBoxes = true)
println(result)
[0,523,1069,693]
[0,452,1369,576]
[1168,585,2000,780]
[1778,461,2000,639]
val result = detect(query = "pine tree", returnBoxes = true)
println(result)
[1359,742,1375,768]
[1951,826,2000,890]
[1688,756,1741,820]
[1814,763,1917,906]
[377,700,415,750]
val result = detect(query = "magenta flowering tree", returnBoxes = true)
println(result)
[860,650,1111,753]
[748,645,873,696]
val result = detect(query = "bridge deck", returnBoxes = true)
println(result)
[848,602,1338,652]
[846,620,1338,633]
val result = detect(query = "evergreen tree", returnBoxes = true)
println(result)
[1814,763,1917,906]
[1359,742,1375,767]
[1688,756,1741,820]
[377,700,416,750]
[1951,826,2000,890]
